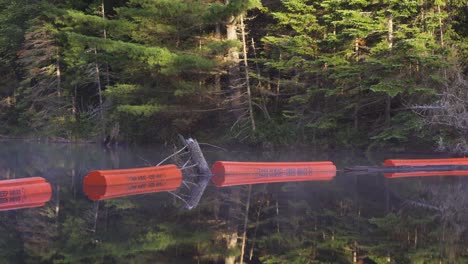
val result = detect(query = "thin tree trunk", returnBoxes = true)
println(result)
[213,23,222,101]
[94,48,104,126]
[240,15,256,131]
[226,19,242,116]
[225,188,240,264]
[101,0,110,86]
[437,5,444,47]
[55,184,60,224]
[225,231,238,264]
[275,199,280,246]
[388,15,393,49]
[385,15,393,125]
[355,38,359,62]
[93,201,99,233]
[56,49,61,97]
[71,168,75,199]
[414,227,418,248]
[385,95,391,125]
[249,205,262,261]
[354,105,359,129]
[275,53,281,112]
[72,85,77,120]
[240,185,252,264]
[251,38,270,120]
[225,2,242,118]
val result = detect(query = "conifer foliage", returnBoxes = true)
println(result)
[0,0,466,151]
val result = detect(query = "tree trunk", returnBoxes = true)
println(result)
[101,0,110,86]
[251,38,270,120]
[249,203,262,261]
[225,231,238,264]
[414,227,418,248]
[240,15,256,131]
[93,201,99,233]
[240,185,252,264]
[56,49,61,97]
[55,184,60,225]
[94,48,104,123]
[385,15,393,125]
[225,187,241,264]
[388,15,393,49]
[275,53,281,112]
[226,13,242,118]
[181,137,213,210]
[437,5,444,47]
[72,85,77,120]
[385,95,391,125]
[276,200,281,240]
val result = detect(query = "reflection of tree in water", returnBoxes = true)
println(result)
[2,142,467,263]
[405,181,467,263]
[15,205,57,262]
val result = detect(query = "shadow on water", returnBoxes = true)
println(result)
[0,140,466,263]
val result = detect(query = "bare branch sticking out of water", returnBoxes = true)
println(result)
[138,156,153,166]
[404,199,442,212]
[198,143,228,151]
[168,191,190,208]
[181,163,199,170]
[157,145,187,166]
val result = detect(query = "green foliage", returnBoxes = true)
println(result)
[0,0,466,149]
[369,112,425,150]
[116,104,165,117]
[250,118,300,145]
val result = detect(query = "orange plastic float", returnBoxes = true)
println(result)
[383,158,468,167]
[84,164,181,186]
[383,158,468,178]
[385,171,468,178]
[211,161,336,187]
[0,177,52,211]
[83,164,182,200]
[84,178,182,200]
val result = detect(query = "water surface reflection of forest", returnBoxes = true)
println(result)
[0,141,466,263]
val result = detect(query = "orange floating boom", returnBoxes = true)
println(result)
[384,171,468,178]
[0,177,52,211]
[84,164,182,186]
[211,161,336,187]
[83,164,182,200]
[383,158,468,178]
[84,178,182,200]
[383,158,468,167]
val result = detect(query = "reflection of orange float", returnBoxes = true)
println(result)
[0,177,52,211]
[383,158,468,178]
[384,171,468,178]
[83,165,182,200]
[211,161,336,187]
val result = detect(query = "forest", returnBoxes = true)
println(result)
[0,0,467,152]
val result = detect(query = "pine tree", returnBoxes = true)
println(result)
[16,8,70,135]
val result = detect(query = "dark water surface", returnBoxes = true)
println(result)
[0,141,466,264]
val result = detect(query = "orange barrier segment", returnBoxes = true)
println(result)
[385,171,468,178]
[0,177,52,211]
[84,178,182,200]
[84,164,182,186]
[383,158,468,167]
[211,161,336,187]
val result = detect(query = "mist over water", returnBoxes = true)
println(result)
[0,141,466,263]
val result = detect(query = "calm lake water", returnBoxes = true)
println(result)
[0,141,466,264]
